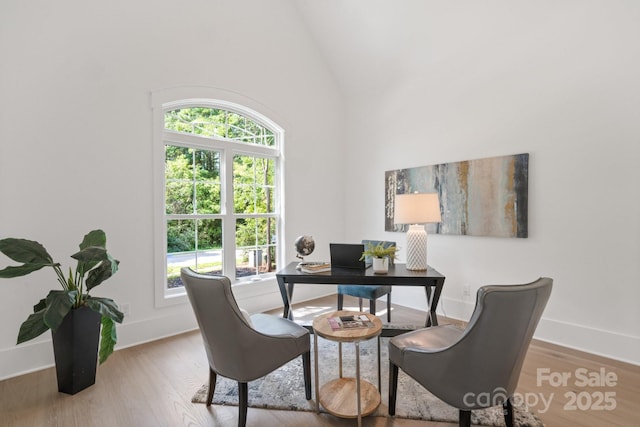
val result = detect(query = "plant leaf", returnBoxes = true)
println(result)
[72,246,107,277]
[79,230,107,250]
[98,316,117,364]
[67,267,76,291]
[85,256,119,290]
[43,290,77,331]
[0,238,53,264]
[33,298,47,312]
[0,263,49,278]
[17,309,50,344]
[86,297,124,323]
[71,246,108,263]
[0,238,55,278]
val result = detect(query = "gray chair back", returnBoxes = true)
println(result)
[400,278,552,409]
[181,268,308,382]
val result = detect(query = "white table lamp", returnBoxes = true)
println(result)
[394,193,441,271]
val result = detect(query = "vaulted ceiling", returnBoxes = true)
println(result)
[295,1,605,98]
[295,1,504,96]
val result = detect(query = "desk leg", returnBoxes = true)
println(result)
[424,285,438,327]
[355,341,362,427]
[277,277,290,319]
[431,278,445,326]
[276,277,296,320]
[314,333,320,413]
[284,283,295,320]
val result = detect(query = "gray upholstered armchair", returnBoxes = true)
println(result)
[388,277,552,427]
[181,268,311,427]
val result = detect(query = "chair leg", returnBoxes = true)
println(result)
[459,409,471,427]
[337,293,344,311]
[503,397,514,427]
[206,368,217,406]
[388,362,399,415]
[387,293,391,322]
[238,382,248,427]
[358,298,363,312]
[369,298,376,316]
[302,351,311,400]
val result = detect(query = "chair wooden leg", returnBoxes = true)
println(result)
[206,368,216,406]
[238,382,248,427]
[388,362,399,415]
[503,397,514,427]
[370,299,376,316]
[337,293,344,311]
[459,409,471,427]
[387,294,391,322]
[302,351,311,399]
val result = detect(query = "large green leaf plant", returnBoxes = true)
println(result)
[0,229,124,363]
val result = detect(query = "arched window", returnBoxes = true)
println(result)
[153,95,283,303]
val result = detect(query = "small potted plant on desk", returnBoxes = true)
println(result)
[361,242,398,274]
[0,229,124,394]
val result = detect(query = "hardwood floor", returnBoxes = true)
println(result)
[1,295,637,427]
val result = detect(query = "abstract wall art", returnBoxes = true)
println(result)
[385,153,529,238]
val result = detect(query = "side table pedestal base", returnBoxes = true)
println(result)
[319,378,380,418]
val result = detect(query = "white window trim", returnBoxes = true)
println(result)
[151,87,285,307]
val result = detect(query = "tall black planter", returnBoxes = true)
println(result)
[51,306,101,395]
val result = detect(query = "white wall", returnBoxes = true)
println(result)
[0,0,345,379]
[342,2,640,364]
[1,0,638,381]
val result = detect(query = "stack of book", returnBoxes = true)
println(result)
[298,261,331,273]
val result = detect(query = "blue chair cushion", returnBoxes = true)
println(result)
[337,284,392,300]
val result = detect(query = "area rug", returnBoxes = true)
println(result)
[192,337,544,426]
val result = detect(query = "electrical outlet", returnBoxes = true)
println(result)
[121,303,131,316]
[462,284,471,300]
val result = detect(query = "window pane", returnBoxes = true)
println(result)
[166,145,221,215]
[235,217,277,277]
[166,219,222,288]
[164,107,275,147]
[255,187,274,214]
[233,185,254,213]
[193,149,220,180]
[166,219,195,288]
[233,155,275,214]
[197,218,222,252]
[166,182,194,214]
[165,146,193,179]
[195,183,221,214]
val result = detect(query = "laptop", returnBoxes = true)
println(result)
[329,243,371,270]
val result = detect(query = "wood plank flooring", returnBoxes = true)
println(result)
[1,295,637,427]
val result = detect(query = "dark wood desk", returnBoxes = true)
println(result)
[276,262,446,327]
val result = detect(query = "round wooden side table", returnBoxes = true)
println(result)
[312,310,383,427]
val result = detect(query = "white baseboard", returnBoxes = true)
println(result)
[434,297,640,366]
[0,309,200,381]
[0,281,334,381]
[535,317,640,366]
[0,339,55,381]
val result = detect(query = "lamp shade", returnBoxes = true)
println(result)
[394,193,441,225]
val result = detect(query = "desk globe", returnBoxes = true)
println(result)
[294,235,315,260]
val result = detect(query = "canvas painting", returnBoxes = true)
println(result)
[385,153,529,238]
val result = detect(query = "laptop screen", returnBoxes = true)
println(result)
[329,243,369,270]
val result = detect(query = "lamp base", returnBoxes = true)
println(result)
[406,224,428,271]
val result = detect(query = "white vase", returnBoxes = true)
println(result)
[372,257,389,274]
